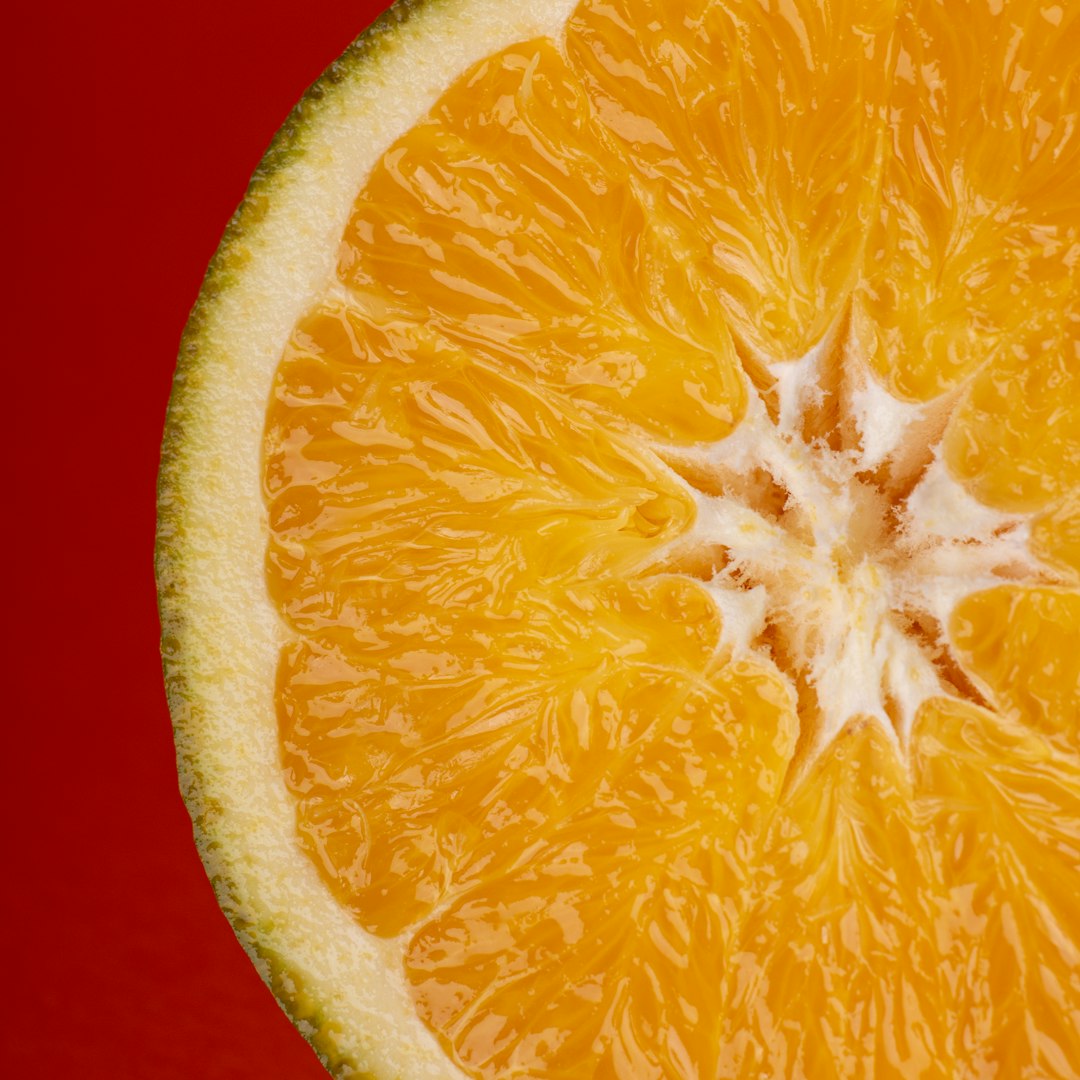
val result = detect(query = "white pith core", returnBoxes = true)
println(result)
[657,327,1060,763]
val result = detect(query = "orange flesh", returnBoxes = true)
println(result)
[264,0,1080,1075]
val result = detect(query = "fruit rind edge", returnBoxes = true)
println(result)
[155,0,579,1075]
[157,10,436,1077]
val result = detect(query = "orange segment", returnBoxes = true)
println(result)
[338,39,746,445]
[405,661,795,1077]
[942,306,1080,513]
[247,0,1080,1076]
[1032,493,1080,576]
[855,0,1080,400]
[716,721,946,1079]
[265,305,695,639]
[950,586,1080,751]
[565,0,895,361]
[278,577,793,939]
[911,701,1080,1077]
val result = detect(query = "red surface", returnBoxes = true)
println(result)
[8,2,393,1076]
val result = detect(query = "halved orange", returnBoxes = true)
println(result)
[157,0,1080,1076]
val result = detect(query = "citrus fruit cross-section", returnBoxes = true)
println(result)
[156,0,1080,1077]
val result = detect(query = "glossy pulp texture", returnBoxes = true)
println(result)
[264,0,1080,1076]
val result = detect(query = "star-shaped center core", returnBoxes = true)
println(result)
[659,335,1058,764]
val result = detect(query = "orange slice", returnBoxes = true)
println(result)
[158,0,1080,1076]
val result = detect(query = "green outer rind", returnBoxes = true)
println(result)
[155,0,578,1075]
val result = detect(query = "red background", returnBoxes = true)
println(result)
[9,2,393,1076]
